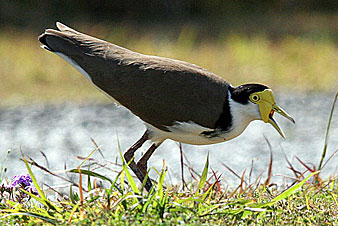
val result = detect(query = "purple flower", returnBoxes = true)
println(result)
[2,174,40,202]
[9,174,39,196]
[10,174,33,188]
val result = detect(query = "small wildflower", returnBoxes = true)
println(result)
[10,174,33,188]
[5,174,40,202]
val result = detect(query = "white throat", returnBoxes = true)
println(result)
[227,93,261,139]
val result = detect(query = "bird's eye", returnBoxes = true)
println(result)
[251,94,260,102]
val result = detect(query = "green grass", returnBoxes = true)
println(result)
[0,153,336,225]
[1,25,338,106]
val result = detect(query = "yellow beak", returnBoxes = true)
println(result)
[253,89,295,138]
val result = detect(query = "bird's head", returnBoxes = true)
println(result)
[230,84,295,138]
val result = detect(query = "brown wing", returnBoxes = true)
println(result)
[39,23,230,131]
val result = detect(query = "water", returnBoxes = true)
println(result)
[0,92,337,188]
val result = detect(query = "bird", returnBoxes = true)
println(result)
[39,22,295,191]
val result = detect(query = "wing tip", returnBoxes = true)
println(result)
[56,21,76,33]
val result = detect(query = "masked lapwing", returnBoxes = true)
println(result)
[39,22,295,191]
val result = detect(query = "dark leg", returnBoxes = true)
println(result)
[124,130,153,191]
[137,142,161,176]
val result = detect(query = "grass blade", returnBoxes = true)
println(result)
[120,151,140,194]
[22,156,62,212]
[68,169,113,184]
[1,212,57,224]
[318,92,338,170]
[67,202,80,225]
[157,166,167,201]
[270,171,319,203]
[124,165,140,194]
[254,171,319,208]
[23,157,46,200]
[195,153,209,196]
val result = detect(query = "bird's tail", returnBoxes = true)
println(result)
[38,22,106,56]
[39,22,113,83]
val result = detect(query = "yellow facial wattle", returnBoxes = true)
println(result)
[249,89,295,138]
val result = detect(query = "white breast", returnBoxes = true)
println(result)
[145,97,261,145]
[145,122,220,145]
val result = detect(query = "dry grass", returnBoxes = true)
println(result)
[1,25,338,106]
